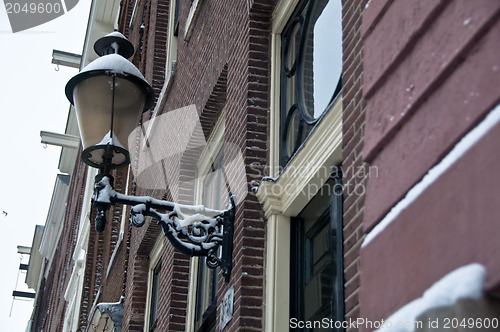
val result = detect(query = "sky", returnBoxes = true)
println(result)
[0,1,91,330]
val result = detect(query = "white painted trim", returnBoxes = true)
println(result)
[363,102,500,248]
[272,0,300,33]
[256,99,343,217]
[166,0,178,78]
[196,109,226,177]
[269,0,300,177]
[259,98,342,331]
[39,175,71,278]
[62,167,96,331]
[141,0,178,152]
[141,61,176,152]
[186,256,199,332]
[129,0,140,29]
[150,236,164,269]
[63,219,89,332]
[265,214,291,332]
[184,0,203,41]
[186,112,226,332]
[269,31,281,177]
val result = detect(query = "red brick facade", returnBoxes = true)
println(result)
[30,0,363,330]
[341,0,368,326]
[119,0,273,331]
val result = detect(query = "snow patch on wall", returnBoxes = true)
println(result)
[375,263,486,332]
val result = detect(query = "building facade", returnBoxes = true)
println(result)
[25,0,500,331]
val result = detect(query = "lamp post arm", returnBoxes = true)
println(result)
[92,176,235,281]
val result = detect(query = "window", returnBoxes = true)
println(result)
[186,113,227,332]
[148,261,161,331]
[173,0,180,36]
[280,0,342,165]
[194,148,225,332]
[258,0,344,329]
[290,174,344,330]
[166,0,179,76]
[145,237,164,331]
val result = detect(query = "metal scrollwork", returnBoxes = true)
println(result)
[92,176,235,281]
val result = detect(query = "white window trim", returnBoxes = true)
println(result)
[129,0,140,28]
[184,0,203,41]
[62,217,90,332]
[144,236,164,331]
[257,1,343,330]
[186,111,225,332]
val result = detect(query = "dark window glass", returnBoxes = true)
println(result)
[280,0,342,165]
[290,173,344,331]
[149,260,161,331]
[194,256,217,332]
[174,0,180,36]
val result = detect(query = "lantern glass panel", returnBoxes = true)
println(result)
[73,74,146,152]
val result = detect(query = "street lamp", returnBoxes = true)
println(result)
[65,31,235,281]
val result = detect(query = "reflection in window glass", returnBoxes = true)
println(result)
[280,0,342,165]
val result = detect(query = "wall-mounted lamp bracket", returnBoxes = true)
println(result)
[92,176,235,282]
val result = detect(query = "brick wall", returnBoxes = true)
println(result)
[117,0,273,331]
[33,0,371,330]
[341,0,368,328]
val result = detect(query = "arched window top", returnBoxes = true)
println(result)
[280,0,342,165]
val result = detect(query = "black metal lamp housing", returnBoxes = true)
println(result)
[65,31,154,170]
[65,32,235,281]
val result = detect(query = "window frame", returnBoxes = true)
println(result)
[186,111,226,332]
[278,0,343,166]
[290,175,344,330]
[257,0,343,330]
[141,0,178,144]
[184,0,203,41]
[194,148,224,332]
[144,236,164,331]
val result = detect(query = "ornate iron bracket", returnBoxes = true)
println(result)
[91,175,235,282]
